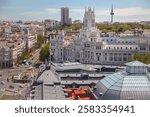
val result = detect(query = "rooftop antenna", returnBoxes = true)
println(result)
[110,4,114,24]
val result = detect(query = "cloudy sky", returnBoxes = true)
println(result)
[0,0,150,22]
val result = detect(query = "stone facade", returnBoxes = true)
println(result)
[0,46,13,68]
[50,8,150,65]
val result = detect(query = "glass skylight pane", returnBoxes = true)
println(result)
[101,79,111,88]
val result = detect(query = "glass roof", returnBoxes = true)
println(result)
[95,69,150,100]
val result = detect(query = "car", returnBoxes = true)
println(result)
[1,81,5,85]
[9,85,14,89]
[19,85,24,88]
[28,61,32,65]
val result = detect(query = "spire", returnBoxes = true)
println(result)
[111,4,114,13]
[88,6,91,11]
[93,7,95,12]
[110,4,114,23]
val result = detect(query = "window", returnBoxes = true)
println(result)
[119,54,122,61]
[97,56,100,61]
[91,52,94,59]
[109,57,113,61]
[110,53,113,56]
[85,44,90,47]
[123,57,127,61]
[128,54,132,58]
[96,46,101,49]
[140,47,146,50]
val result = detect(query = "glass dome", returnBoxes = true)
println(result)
[94,61,150,100]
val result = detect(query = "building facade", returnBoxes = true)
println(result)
[0,46,13,68]
[50,8,150,65]
[50,32,64,63]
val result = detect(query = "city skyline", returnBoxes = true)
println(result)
[0,0,150,22]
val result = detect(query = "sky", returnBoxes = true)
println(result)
[0,0,150,22]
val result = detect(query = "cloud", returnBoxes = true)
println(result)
[3,7,149,22]
[46,8,60,14]
[70,9,83,13]
[70,7,150,22]
[53,7,150,22]
[115,7,150,16]
[46,7,150,17]
[94,7,150,17]
[21,11,44,16]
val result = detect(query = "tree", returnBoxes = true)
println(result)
[37,34,44,48]
[96,23,149,33]
[16,51,30,64]
[56,24,82,31]
[128,53,150,64]
[39,42,50,61]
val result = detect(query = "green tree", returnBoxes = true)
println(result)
[96,23,149,33]
[17,51,30,64]
[56,24,82,31]
[128,53,150,64]
[39,42,50,61]
[37,34,44,48]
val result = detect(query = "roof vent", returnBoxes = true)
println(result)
[125,61,148,74]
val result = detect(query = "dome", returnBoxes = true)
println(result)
[94,61,150,100]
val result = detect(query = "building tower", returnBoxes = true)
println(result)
[61,7,69,25]
[110,5,114,23]
[83,7,95,30]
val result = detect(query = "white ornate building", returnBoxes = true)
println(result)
[50,8,150,65]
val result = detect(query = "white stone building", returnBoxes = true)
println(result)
[0,45,13,68]
[50,8,150,65]
[45,20,60,30]
[50,32,64,63]
[0,40,26,68]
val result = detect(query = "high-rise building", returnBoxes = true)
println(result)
[110,5,114,23]
[61,7,69,25]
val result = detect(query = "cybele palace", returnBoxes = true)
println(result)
[49,7,150,65]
